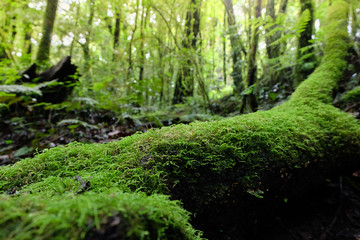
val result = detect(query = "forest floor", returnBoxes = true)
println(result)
[1,104,360,240]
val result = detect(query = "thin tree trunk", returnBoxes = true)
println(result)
[223,8,227,84]
[127,0,140,82]
[24,22,32,55]
[172,0,202,104]
[223,0,245,96]
[265,0,280,59]
[70,3,80,57]
[240,0,262,113]
[36,0,59,64]
[263,0,289,89]
[113,8,121,60]
[81,0,95,73]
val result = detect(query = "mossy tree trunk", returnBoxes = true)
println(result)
[36,0,58,65]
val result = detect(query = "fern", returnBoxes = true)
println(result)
[72,97,99,106]
[295,9,311,36]
[57,119,99,129]
[0,85,42,96]
[0,103,9,109]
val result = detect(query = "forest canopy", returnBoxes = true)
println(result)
[1,0,358,113]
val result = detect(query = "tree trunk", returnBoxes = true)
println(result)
[113,8,121,61]
[139,3,150,105]
[172,0,202,104]
[294,0,316,87]
[240,0,262,113]
[126,0,140,83]
[223,8,227,84]
[36,0,59,64]
[265,0,280,59]
[81,0,95,73]
[70,3,80,57]
[223,0,245,96]
[263,0,289,90]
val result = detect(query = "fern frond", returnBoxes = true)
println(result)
[0,85,42,96]
[72,97,99,106]
[295,9,311,35]
[57,119,99,129]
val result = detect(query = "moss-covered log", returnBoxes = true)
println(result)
[0,192,201,240]
[0,0,359,239]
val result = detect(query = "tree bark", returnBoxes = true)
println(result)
[36,0,59,64]
[223,0,245,96]
[263,0,289,91]
[240,0,262,113]
[126,0,140,83]
[113,8,121,60]
[81,0,95,73]
[223,8,227,84]
[172,0,202,104]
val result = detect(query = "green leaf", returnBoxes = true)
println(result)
[14,146,34,157]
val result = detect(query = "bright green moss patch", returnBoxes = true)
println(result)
[0,191,202,240]
[290,0,349,103]
[341,86,360,103]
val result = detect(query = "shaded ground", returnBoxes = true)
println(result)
[194,175,360,240]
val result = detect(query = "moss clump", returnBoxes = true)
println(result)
[0,191,202,240]
[0,0,358,238]
[341,86,360,103]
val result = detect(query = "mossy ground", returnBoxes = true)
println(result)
[0,0,359,239]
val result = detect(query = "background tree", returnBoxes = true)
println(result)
[172,0,202,104]
[36,0,59,64]
[222,0,245,96]
[240,0,262,113]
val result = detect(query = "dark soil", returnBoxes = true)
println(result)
[193,175,360,240]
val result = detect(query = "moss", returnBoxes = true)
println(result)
[291,0,349,103]
[341,86,360,103]
[0,0,358,238]
[0,192,202,240]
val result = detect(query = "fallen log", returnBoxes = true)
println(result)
[0,1,359,239]
[0,56,79,107]
[18,56,79,103]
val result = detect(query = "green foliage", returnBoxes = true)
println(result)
[0,85,42,96]
[296,9,311,36]
[57,119,99,130]
[341,86,360,103]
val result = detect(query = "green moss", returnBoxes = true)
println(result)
[0,0,358,238]
[341,86,360,103]
[0,192,202,240]
[291,0,349,103]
